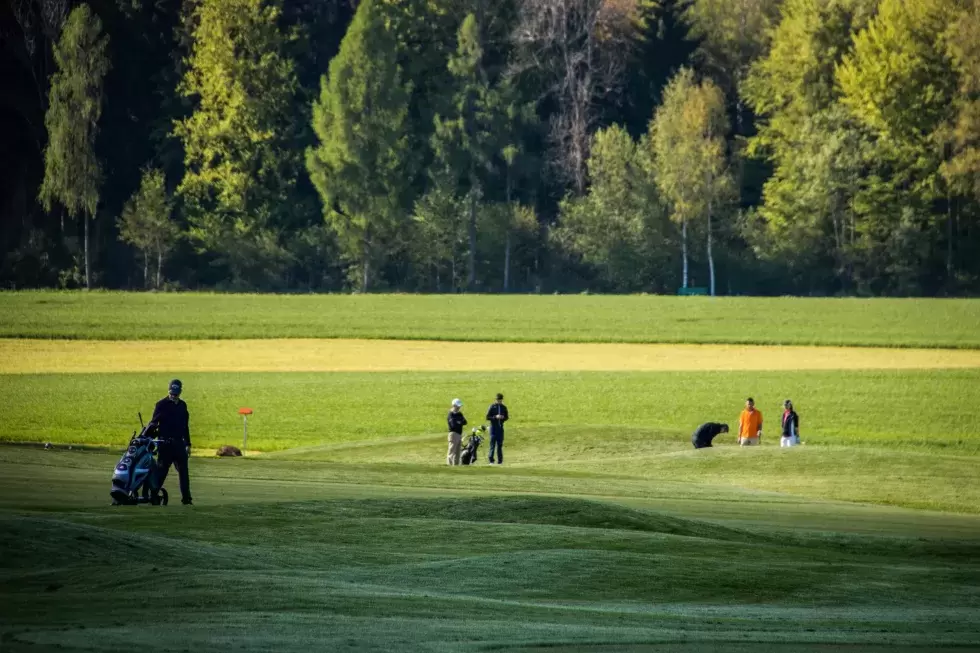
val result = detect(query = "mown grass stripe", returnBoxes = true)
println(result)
[3,291,980,349]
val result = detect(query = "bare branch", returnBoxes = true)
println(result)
[510,0,638,194]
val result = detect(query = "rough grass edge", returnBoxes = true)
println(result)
[3,332,979,350]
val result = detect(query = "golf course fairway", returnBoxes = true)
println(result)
[1,293,978,651]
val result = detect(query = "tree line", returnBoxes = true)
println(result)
[2,0,979,295]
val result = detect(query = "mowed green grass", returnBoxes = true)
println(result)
[3,291,980,347]
[4,293,980,650]
[2,447,980,652]
[5,369,978,452]
[4,369,980,513]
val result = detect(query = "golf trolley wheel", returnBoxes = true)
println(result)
[160,488,169,506]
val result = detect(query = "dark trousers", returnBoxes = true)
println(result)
[488,432,504,464]
[155,442,192,503]
[692,434,711,449]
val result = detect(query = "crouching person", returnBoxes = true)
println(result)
[447,398,467,465]
[691,422,729,449]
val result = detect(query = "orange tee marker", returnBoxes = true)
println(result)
[239,408,253,454]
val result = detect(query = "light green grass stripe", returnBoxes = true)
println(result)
[4,369,978,452]
[3,291,980,348]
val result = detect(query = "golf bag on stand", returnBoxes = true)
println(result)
[460,425,486,465]
[110,413,169,506]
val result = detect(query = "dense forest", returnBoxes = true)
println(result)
[2,0,979,295]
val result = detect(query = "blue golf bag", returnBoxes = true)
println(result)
[110,415,169,506]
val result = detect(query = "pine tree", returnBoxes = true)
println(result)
[174,0,304,289]
[430,14,513,289]
[306,0,413,292]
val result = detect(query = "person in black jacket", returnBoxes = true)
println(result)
[485,393,509,464]
[691,422,729,449]
[447,398,467,465]
[150,379,193,505]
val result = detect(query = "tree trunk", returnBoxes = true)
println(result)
[361,237,370,293]
[504,231,512,292]
[84,213,91,289]
[467,180,477,290]
[681,219,688,289]
[504,163,513,292]
[143,252,148,289]
[707,205,715,297]
[156,249,163,289]
[947,194,954,283]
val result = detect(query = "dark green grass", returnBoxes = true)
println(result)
[2,447,979,652]
[3,291,980,347]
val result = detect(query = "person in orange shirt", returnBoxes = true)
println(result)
[738,397,763,446]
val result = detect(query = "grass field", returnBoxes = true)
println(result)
[4,369,980,453]
[3,447,980,652]
[3,292,980,650]
[3,291,980,347]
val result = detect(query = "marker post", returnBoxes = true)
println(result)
[238,407,253,455]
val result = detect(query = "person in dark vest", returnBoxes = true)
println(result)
[780,400,801,447]
[447,398,467,465]
[485,393,509,464]
[150,379,193,505]
[691,422,729,449]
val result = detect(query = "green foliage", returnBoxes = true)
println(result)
[650,68,733,294]
[683,0,783,96]
[306,0,413,291]
[837,0,958,145]
[117,168,180,289]
[942,2,980,200]
[744,105,866,286]
[555,125,671,291]
[835,0,960,293]
[743,0,878,136]
[38,4,109,222]
[38,3,110,290]
[411,186,467,291]
[174,0,305,289]
[429,14,531,289]
[741,0,876,290]
[14,0,980,295]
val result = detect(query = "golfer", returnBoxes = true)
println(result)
[485,393,509,464]
[737,397,763,446]
[780,399,801,447]
[691,422,729,449]
[150,379,193,505]
[447,398,467,465]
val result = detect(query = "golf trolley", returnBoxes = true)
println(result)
[461,425,486,465]
[110,413,169,506]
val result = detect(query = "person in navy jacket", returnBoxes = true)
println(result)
[485,393,509,464]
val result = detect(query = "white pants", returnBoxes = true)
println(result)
[780,435,800,447]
